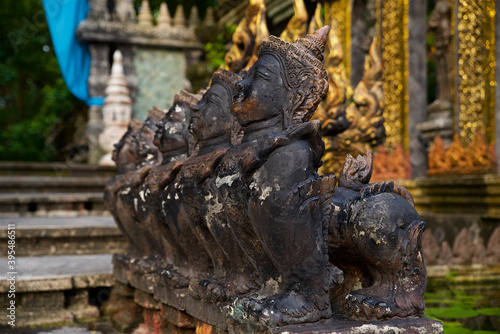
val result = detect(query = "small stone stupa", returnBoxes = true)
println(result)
[99,50,133,166]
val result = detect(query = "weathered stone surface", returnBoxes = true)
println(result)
[0,289,100,327]
[268,317,443,334]
[135,289,162,309]
[0,161,116,177]
[153,282,227,328]
[132,309,166,334]
[0,254,113,293]
[0,217,126,256]
[112,303,144,333]
[67,290,101,320]
[0,192,106,217]
[161,304,197,329]
[0,176,109,193]
[15,309,75,327]
[19,291,66,310]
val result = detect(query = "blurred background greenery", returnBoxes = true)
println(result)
[0,0,224,162]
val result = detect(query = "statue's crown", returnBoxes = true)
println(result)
[259,26,329,87]
[259,26,330,124]
[143,107,166,132]
[211,68,241,91]
[174,90,201,108]
[130,118,143,132]
[296,26,329,62]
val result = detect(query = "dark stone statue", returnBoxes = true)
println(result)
[329,153,426,320]
[222,27,335,326]
[105,107,165,257]
[160,69,241,287]
[105,26,431,331]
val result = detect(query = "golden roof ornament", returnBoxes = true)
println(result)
[319,35,385,176]
[220,1,385,176]
[280,0,308,43]
[308,3,324,34]
[223,0,269,73]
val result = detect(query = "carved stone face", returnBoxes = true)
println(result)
[153,117,187,154]
[190,84,232,142]
[112,133,137,171]
[350,193,425,266]
[232,54,288,126]
[133,128,156,162]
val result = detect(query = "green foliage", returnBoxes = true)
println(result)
[0,0,85,161]
[204,25,236,70]
[477,308,500,316]
[425,277,500,334]
[444,270,458,284]
[0,113,57,162]
[426,306,480,319]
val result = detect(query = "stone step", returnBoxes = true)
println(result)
[0,216,127,256]
[0,176,109,194]
[0,254,114,328]
[0,192,108,217]
[0,161,116,177]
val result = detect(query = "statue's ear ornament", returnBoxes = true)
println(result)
[283,89,306,129]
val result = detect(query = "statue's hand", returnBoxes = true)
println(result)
[338,150,373,190]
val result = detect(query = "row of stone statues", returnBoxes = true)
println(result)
[105,27,427,327]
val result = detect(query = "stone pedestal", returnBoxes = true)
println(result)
[109,254,443,334]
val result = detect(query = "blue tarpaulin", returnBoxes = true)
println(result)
[42,0,104,106]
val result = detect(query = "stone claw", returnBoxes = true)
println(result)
[229,292,331,327]
[345,292,396,320]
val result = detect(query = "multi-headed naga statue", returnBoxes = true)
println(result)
[106,26,427,330]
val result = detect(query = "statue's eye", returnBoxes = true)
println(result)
[255,71,270,80]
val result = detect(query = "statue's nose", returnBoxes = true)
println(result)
[236,80,245,92]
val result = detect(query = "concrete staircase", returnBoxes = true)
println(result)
[0,162,116,217]
[0,162,127,328]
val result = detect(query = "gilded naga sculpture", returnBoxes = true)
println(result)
[106,27,428,330]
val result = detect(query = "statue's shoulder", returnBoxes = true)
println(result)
[179,148,228,183]
[270,120,324,167]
